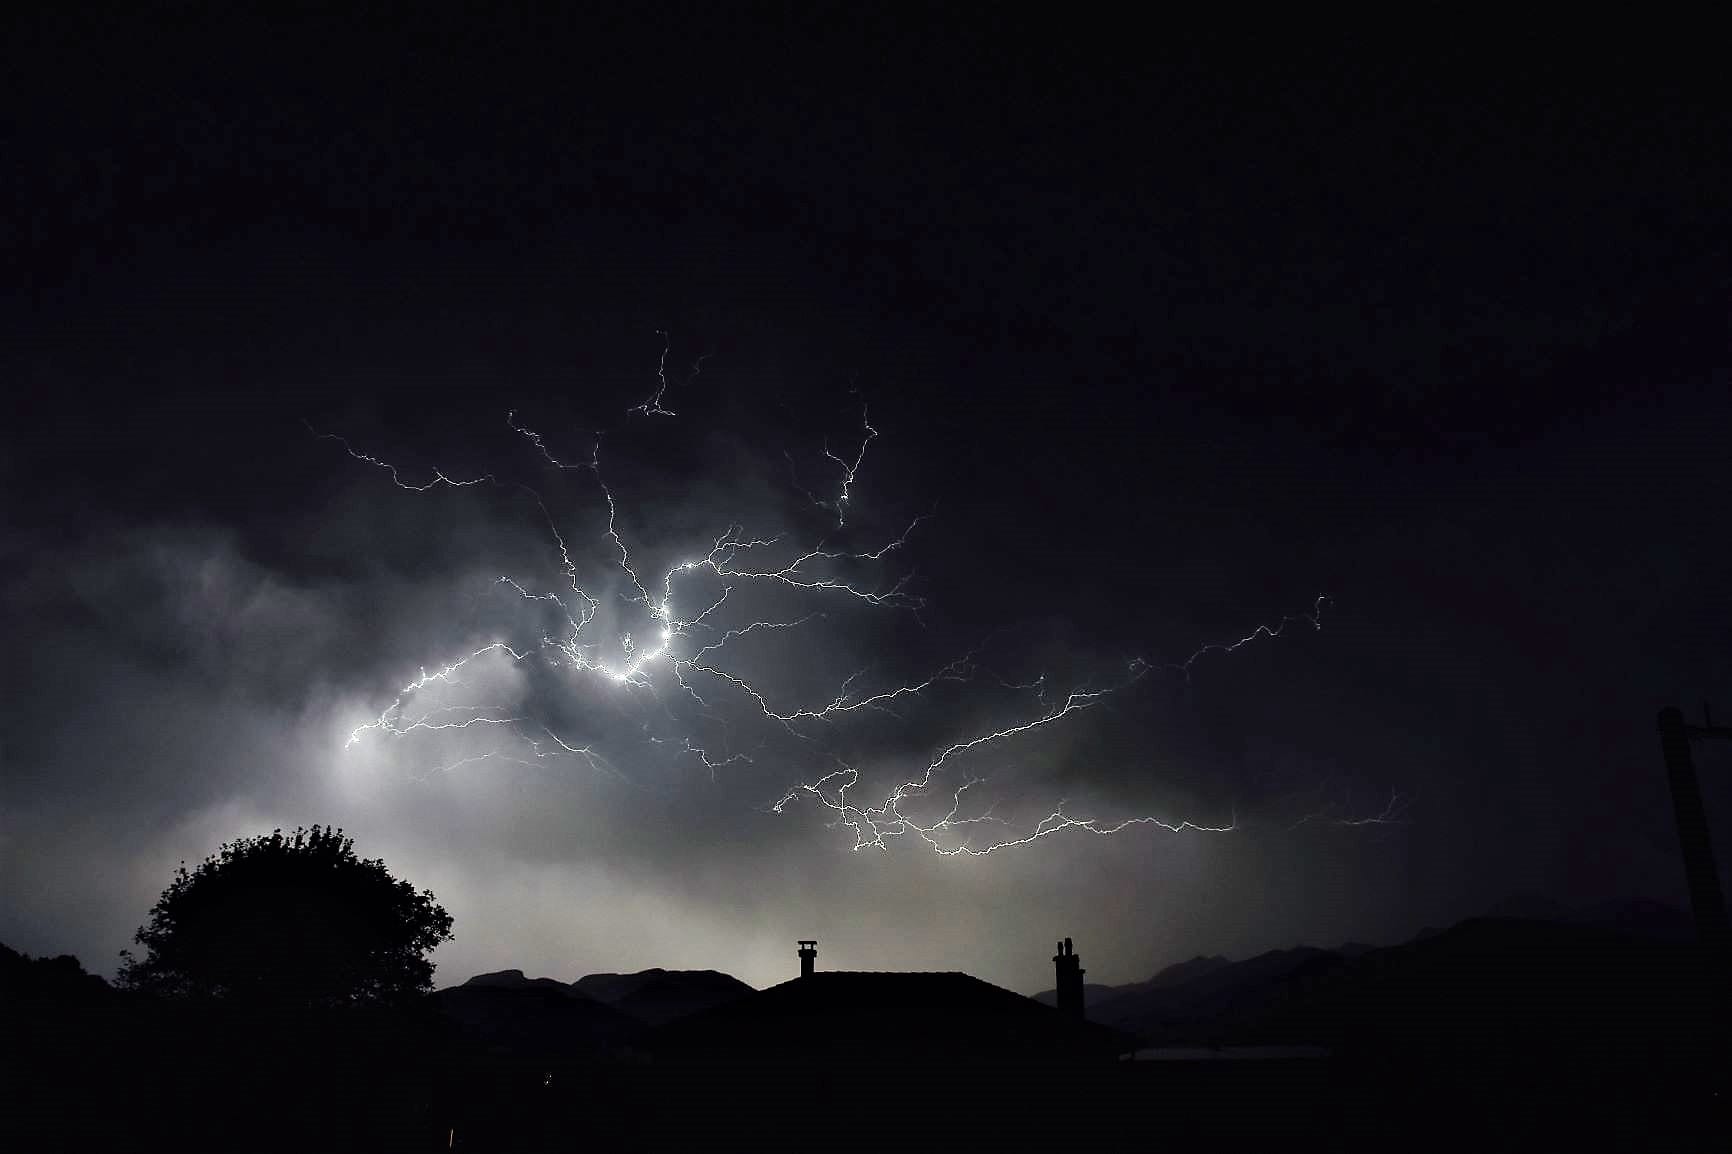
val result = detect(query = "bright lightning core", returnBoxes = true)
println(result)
[324,389,1337,856]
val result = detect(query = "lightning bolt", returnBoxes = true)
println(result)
[786,403,877,528]
[307,425,493,491]
[1172,595,1330,679]
[630,330,711,418]
[1288,788,1414,830]
[324,382,1339,855]
[821,403,876,527]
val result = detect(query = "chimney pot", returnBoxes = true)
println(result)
[797,939,818,979]
[1053,936,1086,1020]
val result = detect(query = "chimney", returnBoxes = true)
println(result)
[797,939,818,979]
[1052,936,1085,1020]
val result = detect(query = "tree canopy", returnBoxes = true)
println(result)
[119,825,453,1006]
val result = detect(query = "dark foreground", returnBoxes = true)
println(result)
[7,1001,1727,1151]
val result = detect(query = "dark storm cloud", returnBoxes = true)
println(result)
[7,340,1725,996]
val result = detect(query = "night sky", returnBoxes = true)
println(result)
[5,8,1730,995]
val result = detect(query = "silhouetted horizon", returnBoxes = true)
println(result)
[7,890,1698,1002]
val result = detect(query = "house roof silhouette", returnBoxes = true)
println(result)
[654,970,1133,1059]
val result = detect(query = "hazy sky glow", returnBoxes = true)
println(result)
[52,393,1324,993]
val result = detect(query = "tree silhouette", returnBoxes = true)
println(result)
[119,825,453,1007]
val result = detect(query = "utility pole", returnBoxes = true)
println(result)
[1656,706,1731,966]
[1658,705,1732,1107]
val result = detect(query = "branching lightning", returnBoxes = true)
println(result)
[1289,788,1414,830]
[630,330,710,418]
[1173,595,1329,679]
[786,403,877,528]
[307,424,493,491]
[325,380,1340,855]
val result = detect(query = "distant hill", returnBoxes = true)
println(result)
[1047,899,1697,1027]
[461,968,590,997]
[1087,945,1346,1041]
[1142,953,1234,987]
[429,966,755,1057]
[1029,981,1120,1008]
[1093,946,1344,1039]
[432,970,643,1058]
[1075,909,1709,1057]
[575,968,755,1026]
[1032,954,1230,1007]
